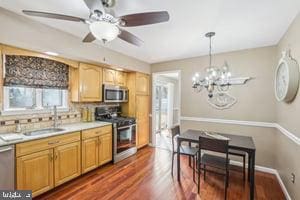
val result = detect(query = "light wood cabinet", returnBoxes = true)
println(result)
[17,149,54,197]
[82,137,99,173]
[16,132,81,197]
[115,71,127,86]
[136,95,150,148]
[81,126,113,173]
[54,141,81,186]
[103,68,126,86]
[71,63,103,102]
[103,68,116,85]
[99,133,113,165]
[136,73,150,95]
[122,72,150,148]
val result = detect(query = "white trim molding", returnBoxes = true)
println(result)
[275,123,300,145]
[180,116,300,146]
[180,116,275,128]
[230,160,291,200]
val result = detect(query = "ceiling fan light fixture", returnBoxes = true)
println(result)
[89,21,119,42]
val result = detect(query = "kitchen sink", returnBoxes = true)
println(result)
[23,128,65,136]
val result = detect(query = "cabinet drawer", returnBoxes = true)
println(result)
[16,132,81,157]
[81,125,112,140]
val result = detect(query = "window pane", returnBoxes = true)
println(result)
[42,89,63,107]
[8,87,35,108]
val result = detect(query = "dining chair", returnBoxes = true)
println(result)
[170,125,198,181]
[229,149,246,181]
[196,136,230,200]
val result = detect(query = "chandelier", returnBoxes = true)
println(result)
[192,32,251,109]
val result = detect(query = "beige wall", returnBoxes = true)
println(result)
[152,46,278,122]
[275,12,300,200]
[151,13,300,199]
[152,46,278,167]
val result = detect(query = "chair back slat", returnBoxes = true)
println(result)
[198,136,229,153]
[170,125,180,152]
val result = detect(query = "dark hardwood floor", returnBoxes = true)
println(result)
[35,147,285,200]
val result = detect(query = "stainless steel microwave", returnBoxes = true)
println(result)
[103,85,128,103]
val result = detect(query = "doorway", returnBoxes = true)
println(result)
[152,71,181,150]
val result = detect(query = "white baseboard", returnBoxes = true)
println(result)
[274,171,292,200]
[230,160,291,200]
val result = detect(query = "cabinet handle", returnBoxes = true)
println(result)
[95,131,101,134]
[48,141,60,145]
[55,153,58,160]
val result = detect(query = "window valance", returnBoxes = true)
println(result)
[4,55,69,89]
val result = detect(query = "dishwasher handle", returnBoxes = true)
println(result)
[0,147,13,153]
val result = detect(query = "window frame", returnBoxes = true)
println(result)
[2,86,69,115]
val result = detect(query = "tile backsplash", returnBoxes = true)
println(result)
[0,111,81,134]
[0,102,119,134]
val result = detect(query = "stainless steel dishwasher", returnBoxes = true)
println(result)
[0,145,15,189]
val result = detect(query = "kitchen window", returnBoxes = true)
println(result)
[3,86,68,114]
[2,55,70,115]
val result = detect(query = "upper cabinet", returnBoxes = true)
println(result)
[115,71,127,86]
[103,68,126,86]
[71,63,103,102]
[136,73,150,95]
[103,68,116,85]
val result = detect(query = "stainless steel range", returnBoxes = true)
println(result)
[95,106,137,163]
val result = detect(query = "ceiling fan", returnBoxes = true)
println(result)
[22,0,170,46]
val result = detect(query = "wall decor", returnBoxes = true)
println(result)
[275,50,299,102]
[207,92,237,110]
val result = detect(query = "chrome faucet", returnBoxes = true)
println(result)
[53,105,58,128]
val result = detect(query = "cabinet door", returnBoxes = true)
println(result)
[115,71,126,86]
[136,73,150,95]
[82,137,99,173]
[17,149,54,197]
[99,133,112,165]
[136,95,150,148]
[103,68,116,85]
[54,142,81,186]
[79,63,102,102]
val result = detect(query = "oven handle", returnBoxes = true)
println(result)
[117,124,136,130]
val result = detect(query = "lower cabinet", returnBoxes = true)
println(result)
[17,149,54,197]
[16,127,112,197]
[82,137,99,173]
[81,127,112,173]
[99,134,112,165]
[16,132,81,197]
[54,141,81,186]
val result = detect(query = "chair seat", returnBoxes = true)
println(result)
[229,149,246,157]
[200,153,229,170]
[174,145,198,156]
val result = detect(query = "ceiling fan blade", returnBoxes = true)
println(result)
[22,10,85,22]
[118,29,143,46]
[119,11,169,27]
[83,0,105,13]
[82,32,96,43]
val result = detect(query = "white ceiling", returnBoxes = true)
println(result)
[1,0,300,63]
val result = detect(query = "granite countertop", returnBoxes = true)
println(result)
[0,121,112,147]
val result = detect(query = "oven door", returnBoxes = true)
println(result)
[116,125,136,154]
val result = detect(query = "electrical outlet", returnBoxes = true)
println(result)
[291,173,295,184]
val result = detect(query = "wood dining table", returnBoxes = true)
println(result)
[176,129,256,200]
